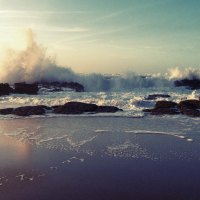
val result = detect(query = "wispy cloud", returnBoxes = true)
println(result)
[0,10,90,19]
[85,7,132,24]
[36,26,89,33]
[53,27,127,46]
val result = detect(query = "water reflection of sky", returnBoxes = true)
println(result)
[0,136,31,167]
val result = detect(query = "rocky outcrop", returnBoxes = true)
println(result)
[0,108,14,115]
[154,101,177,109]
[53,102,122,114]
[146,94,171,100]
[178,100,200,117]
[13,105,48,116]
[0,83,13,96]
[96,106,122,113]
[40,81,84,92]
[14,82,39,95]
[143,99,200,117]
[0,81,84,96]
[174,79,200,90]
[0,102,122,116]
[143,100,179,115]
[53,102,98,114]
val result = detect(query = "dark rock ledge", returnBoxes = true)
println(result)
[0,81,85,96]
[143,100,200,117]
[0,102,122,116]
[174,79,200,90]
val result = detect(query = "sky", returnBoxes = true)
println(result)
[0,0,200,74]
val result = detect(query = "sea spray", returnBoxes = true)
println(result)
[0,29,77,84]
[167,67,200,80]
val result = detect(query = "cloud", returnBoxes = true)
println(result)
[85,8,132,24]
[37,26,89,33]
[0,10,90,19]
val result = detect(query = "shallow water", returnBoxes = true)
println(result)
[0,116,200,199]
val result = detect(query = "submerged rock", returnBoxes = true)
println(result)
[178,100,200,110]
[143,99,200,117]
[95,106,122,113]
[174,79,200,90]
[178,100,200,117]
[13,105,47,116]
[154,101,177,109]
[0,83,13,96]
[0,108,14,115]
[14,82,39,95]
[40,81,84,92]
[53,102,98,114]
[150,108,180,115]
[0,102,122,116]
[53,102,122,114]
[146,94,171,100]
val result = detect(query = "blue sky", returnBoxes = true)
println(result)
[0,0,200,74]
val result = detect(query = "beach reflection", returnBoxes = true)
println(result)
[0,136,32,167]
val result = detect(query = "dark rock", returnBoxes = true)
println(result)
[143,100,179,115]
[178,100,200,117]
[53,102,98,114]
[0,108,14,115]
[14,82,39,95]
[180,108,200,117]
[40,81,84,92]
[0,83,13,96]
[95,106,122,113]
[155,101,177,109]
[13,105,46,116]
[178,100,200,110]
[150,108,180,115]
[60,82,84,92]
[146,94,171,100]
[174,79,200,90]
[143,99,200,117]
[142,109,153,113]
[52,102,122,114]
[0,102,121,116]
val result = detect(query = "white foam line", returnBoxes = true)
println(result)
[62,157,85,164]
[66,135,97,148]
[94,130,112,133]
[38,135,68,143]
[125,130,186,139]
[16,174,25,181]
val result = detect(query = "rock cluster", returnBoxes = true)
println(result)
[14,82,39,94]
[0,82,39,96]
[174,79,200,90]
[143,99,200,117]
[0,83,13,96]
[0,81,85,96]
[0,102,122,116]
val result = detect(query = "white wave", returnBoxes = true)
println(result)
[168,67,200,80]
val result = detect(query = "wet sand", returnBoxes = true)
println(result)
[0,116,200,200]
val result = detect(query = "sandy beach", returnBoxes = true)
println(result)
[0,116,200,200]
